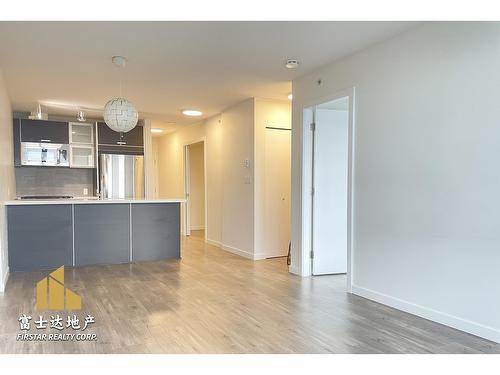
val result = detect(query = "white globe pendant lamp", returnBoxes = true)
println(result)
[104,56,138,133]
[103,97,138,133]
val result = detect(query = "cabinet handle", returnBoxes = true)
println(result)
[116,141,127,145]
[40,139,51,142]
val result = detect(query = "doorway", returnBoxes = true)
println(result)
[302,89,354,290]
[183,140,206,239]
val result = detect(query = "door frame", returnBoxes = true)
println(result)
[182,137,208,241]
[301,87,355,292]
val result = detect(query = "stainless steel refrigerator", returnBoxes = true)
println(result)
[99,154,145,199]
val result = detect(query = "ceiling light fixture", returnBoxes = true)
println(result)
[287,93,293,101]
[182,109,203,117]
[285,59,299,69]
[103,56,138,133]
[77,110,86,122]
[29,104,48,120]
[151,128,164,133]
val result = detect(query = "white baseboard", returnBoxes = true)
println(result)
[220,243,254,260]
[0,267,9,293]
[206,238,221,247]
[205,238,256,260]
[190,225,205,231]
[352,285,500,344]
[288,265,301,276]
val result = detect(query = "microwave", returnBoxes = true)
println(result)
[20,142,70,167]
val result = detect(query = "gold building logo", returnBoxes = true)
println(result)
[36,266,81,310]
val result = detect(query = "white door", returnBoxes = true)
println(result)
[184,145,191,236]
[312,104,349,275]
[264,128,291,257]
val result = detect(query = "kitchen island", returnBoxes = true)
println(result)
[5,199,184,272]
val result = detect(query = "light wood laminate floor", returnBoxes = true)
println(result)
[0,230,499,354]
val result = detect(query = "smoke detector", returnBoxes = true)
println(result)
[285,59,299,69]
[112,56,127,68]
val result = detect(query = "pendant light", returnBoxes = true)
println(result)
[103,56,138,133]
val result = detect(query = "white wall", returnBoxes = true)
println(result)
[219,99,255,258]
[188,141,205,230]
[156,98,291,260]
[254,98,292,259]
[291,23,500,342]
[0,69,15,292]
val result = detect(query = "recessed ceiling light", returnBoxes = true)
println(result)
[287,93,293,100]
[151,128,164,133]
[182,109,203,117]
[285,59,299,69]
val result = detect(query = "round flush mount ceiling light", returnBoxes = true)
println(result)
[287,93,293,100]
[285,59,299,69]
[151,128,164,133]
[182,109,203,117]
[103,98,139,133]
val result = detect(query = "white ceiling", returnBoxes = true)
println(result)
[0,22,419,127]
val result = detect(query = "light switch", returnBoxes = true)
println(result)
[243,159,250,168]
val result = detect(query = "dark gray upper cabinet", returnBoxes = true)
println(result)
[97,122,143,147]
[20,119,69,144]
[13,118,21,166]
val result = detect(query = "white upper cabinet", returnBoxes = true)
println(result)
[69,122,95,168]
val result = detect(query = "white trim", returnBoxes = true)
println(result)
[129,203,133,262]
[300,87,355,294]
[205,238,256,260]
[220,243,254,260]
[288,265,301,276]
[352,285,500,344]
[205,238,221,247]
[182,137,207,239]
[0,267,9,293]
[189,225,205,231]
[252,253,271,261]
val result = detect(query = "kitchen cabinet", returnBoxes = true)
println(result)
[132,203,181,261]
[69,122,95,168]
[6,200,182,272]
[97,122,144,147]
[69,122,93,144]
[20,119,69,144]
[73,203,130,266]
[13,118,21,166]
[70,145,94,168]
[7,204,73,272]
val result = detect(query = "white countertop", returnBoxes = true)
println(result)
[5,198,185,205]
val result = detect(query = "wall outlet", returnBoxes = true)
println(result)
[83,188,88,196]
[244,175,252,184]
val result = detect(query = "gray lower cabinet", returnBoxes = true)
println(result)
[7,205,73,272]
[74,204,130,266]
[131,203,180,262]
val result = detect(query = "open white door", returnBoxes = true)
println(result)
[184,145,191,236]
[312,99,349,275]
